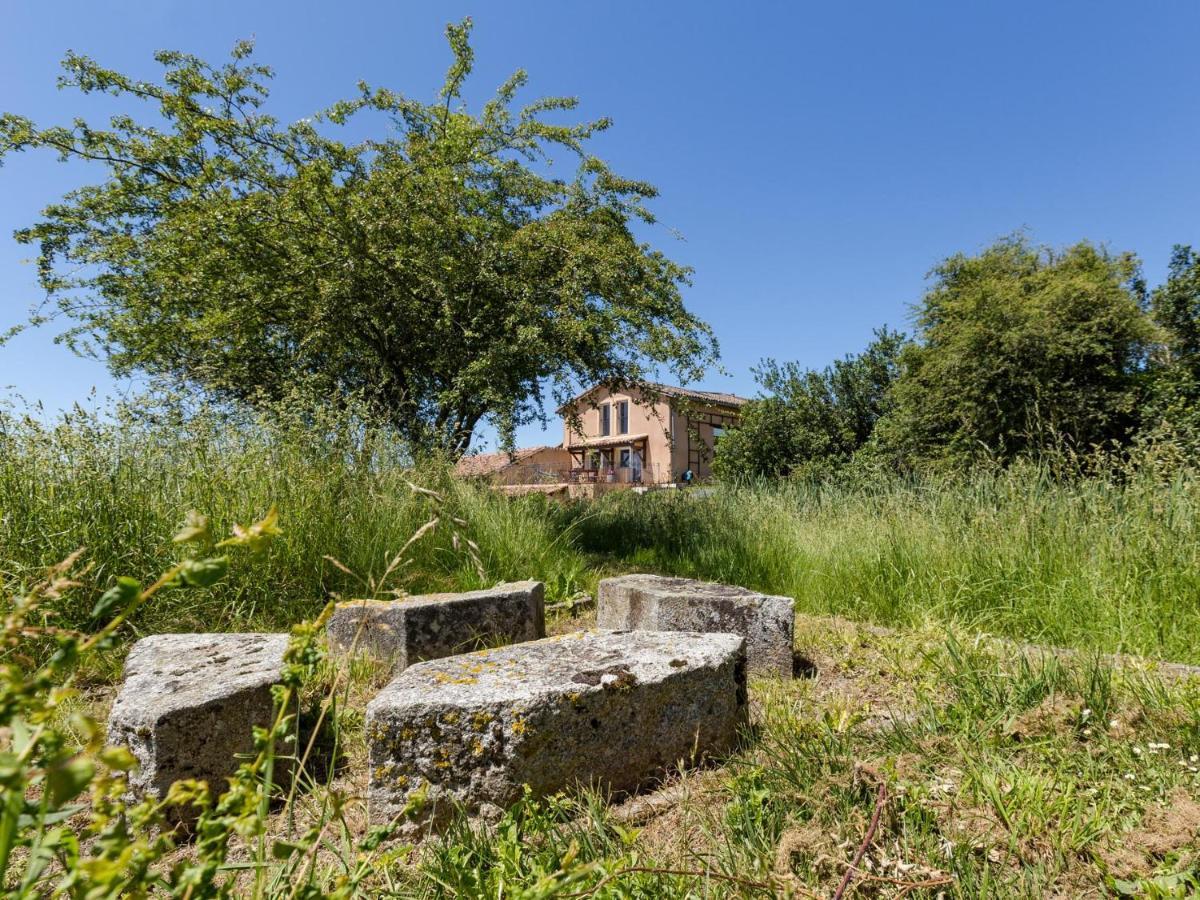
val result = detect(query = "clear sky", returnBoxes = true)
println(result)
[2,1,1198,449]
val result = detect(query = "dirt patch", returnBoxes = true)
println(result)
[1102,788,1200,877]
[1006,694,1081,742]
[1135,792,1200,858]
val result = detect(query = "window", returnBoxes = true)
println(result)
[619,448,631,468]
[617,400,629,434]
[600,403,611,437]
[713,426,726,444]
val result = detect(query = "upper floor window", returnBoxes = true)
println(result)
[600,403,611,436]
[617,400,629,434]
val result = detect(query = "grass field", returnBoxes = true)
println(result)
[6,408,1200,896]
[54,610,1200,897]
[5,407,1200,663]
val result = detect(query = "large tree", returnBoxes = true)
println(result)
[875,235,1156,468]
[0,20,717,453]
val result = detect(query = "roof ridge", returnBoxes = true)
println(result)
[558,380,749,412]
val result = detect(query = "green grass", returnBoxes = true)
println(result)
[5,405,1200,664]
[554,470,1200,663]
[0,405,589,645]
[8,406,1200,895]
[312,617,1200,896]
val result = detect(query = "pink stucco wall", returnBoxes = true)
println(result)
[561,385,740,482]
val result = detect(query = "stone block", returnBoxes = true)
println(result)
[326,580,545,669]
[106,633,289,821]
[597,574,795,676]
[366,629,746,830]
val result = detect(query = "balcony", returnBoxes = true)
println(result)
[488,462,671,496]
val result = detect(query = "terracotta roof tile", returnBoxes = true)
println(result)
[454,445,563,478]
[557,381,749,413]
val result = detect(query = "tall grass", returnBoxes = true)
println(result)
[4,401,1200,662]
[0,402,587,641]
[560,468,1200,661]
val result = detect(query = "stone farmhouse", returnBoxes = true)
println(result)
[455,382,748,496]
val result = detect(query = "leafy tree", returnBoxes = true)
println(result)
[1151,245,1200,367]
[875,235,1156,469]
[0,20,716,454]
[714,328,905,479]
[1143,244,1200,435]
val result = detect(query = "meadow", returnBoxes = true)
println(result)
[6,406,1200,896]
[4,404,1199,665]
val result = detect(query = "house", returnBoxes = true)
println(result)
[558,382,747,485]
[454,382,747,495]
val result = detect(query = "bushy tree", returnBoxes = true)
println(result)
[0,20,716,454]
[874,235,1156,469]
[1143,245,1200,436]
[714,329,905,479]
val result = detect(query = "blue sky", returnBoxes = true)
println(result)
[2,1,1198,449]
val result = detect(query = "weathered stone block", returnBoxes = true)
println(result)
[107,633,289,821]
[366,629,746,830]
[326,580,545,669]
[597,574,795,676]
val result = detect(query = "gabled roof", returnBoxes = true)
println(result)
[557,381,749,414]
[644,382,750,408]
[454,445,565,478]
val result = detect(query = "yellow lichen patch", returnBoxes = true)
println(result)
[511,716,528,736]
[432,671,478,685]
[459,660,499,674]
[472,711,495,729]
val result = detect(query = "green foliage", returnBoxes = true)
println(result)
[876,234,1156,468]
[10,398,1200,663]
[0,20,717,453]
[1143,245,1200,443]
[557,463,1200,662]
[0,397,589,641]
[713,328,905,479]
[0,512,420,897]
[4,413,1200,896]
[1151,245,1200,370]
